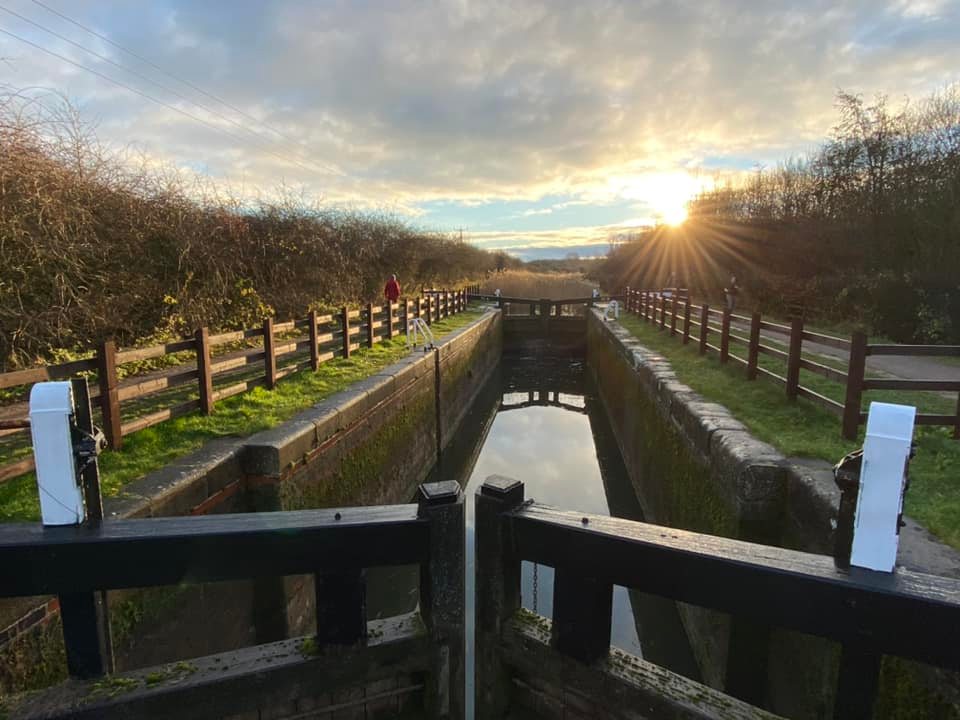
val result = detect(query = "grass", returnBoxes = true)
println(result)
[479,269,595,299]
[617,314,960,550]
[0,309,485,522]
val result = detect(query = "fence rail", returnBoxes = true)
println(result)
[0,289,471,486]
[623,288,960,440]
[475,477,960,719]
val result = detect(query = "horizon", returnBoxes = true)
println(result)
[1,0,958,259]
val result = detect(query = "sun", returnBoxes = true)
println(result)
[613,171,703,227]
[659,202,689,226]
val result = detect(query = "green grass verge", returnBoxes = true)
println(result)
[0,310,486,523]
[617,315,960,550]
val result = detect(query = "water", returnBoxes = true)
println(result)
[369,352,699,716]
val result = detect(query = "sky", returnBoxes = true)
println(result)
[1,0,958,259]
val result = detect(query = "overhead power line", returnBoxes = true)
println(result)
[0,24,337,179]
[30,0,345,177]
[0,5,342,178]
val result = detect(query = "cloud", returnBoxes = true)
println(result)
[1,0,957,221]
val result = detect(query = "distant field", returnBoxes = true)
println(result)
[479,270,595,299]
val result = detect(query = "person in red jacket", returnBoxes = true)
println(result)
[384,274,401,303]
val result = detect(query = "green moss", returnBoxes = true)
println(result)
[110,585,187,652]
[874,656,960,720]
[143,661,196,687]
[0,617,67,695]
[88,675,139,699]
[298,636,319,657]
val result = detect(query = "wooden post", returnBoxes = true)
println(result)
[834,643,882,720]
[96,340,122,450]
[842,331,868,440]
[308,311,320,370]
[786,317,804,400]
[385,303,394,340]
[552,569,613,664]
[955,392,960,440]
[540,298,551,335]
[341,306,351,359]
[196,328,214,413]
[415,297,422,320]
[746,312,761,379]
[263,318,277,389]
[624,286,631,313]
[670,294,679,336]
[720,310,731,364]
[418,482,465,719]
[659,295,667,330]
[699,304,709,355]
[475,476,524,720]
[426,296,433,326]
[366,303,376,348]
[314,568,366,646]
[682,298,692,344]
[639,291,645,317]
[403,299,411,336]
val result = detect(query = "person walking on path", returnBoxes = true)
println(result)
[724,274,739,312]
[384,274,401,303]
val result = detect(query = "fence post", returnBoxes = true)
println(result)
[699,304,709,355]
[418,482,465,719]
[552,569,613,665]
[426,296,434,326]
[720,310,731,364]
[842,331,867,440]
[624,286,631,312]
[365,303,375,348]
[682,298,692,344]
[263,318,277,389]
[196,328,214,413]
[954,392,960,440]
[746,312,761,379]
[341,306,351,359]
[786,317,803,400]
[670,295,679,336]
[403,299,411,336]
[415,296,422,320]
[475,476,524,720]
[640,291,646,317]
[659,295,667,330]
[305,311,319,371]
[96,340,122,449]
[385,302,394,340]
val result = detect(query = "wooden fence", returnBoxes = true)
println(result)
[475,477,960,719]
[622,288,960,440]
[0,289,470,485]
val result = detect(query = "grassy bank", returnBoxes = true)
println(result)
[617,315,960,550]
[0,309,486,522]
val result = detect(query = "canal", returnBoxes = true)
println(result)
[368,348,699,716]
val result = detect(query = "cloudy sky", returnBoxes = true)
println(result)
[1,0,958,258]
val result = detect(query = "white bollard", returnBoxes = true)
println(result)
[29,382,86,526]
[850,401,915,572]
[604,300,620,321]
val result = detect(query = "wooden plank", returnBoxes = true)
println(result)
[347,309,361,319]
[114,340,195,365]
[119,400,200,436]
[799,357,848,384]
[272,320,295,334]
[507,505,960,671]
[208,327,264,346]
[0,418,29,430]
[863,379,960,392]
[759,319,792,333]
[0,455,35,483]
[798,385,844,415]
[209,349,265,375]
[758,344,789,362]
[0,359,97,391]
[866,344,960,357]
[117,368,198,402]
[0,505,429,596]
[210,377,266,403]
[915,414,960,425]
[802,330,851,351]
[756,366,787,387]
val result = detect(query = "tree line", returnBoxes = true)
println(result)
[0,91,497,370]
[596,85,960,342]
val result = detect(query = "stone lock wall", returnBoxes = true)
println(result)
[585,310,960,719]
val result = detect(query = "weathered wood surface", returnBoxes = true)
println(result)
[502,613,782,720]
[5,616,429,720]
[507,504,960,670]
[0,506,429,596]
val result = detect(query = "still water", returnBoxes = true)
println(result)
[369,352,699,715]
